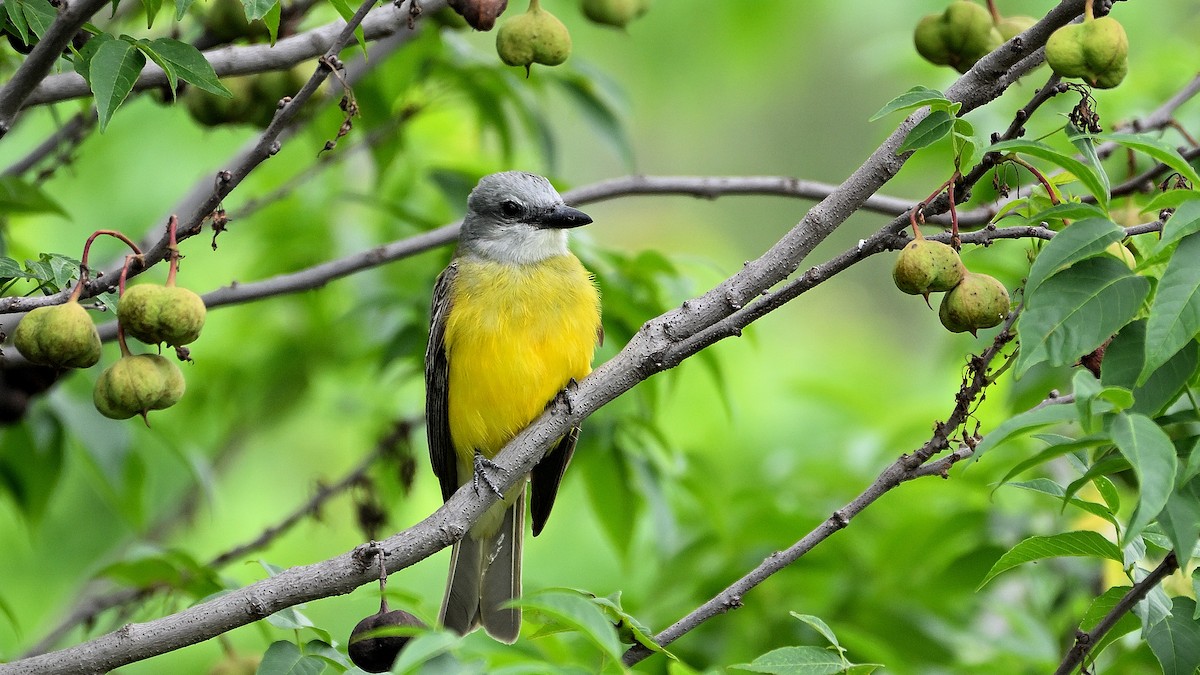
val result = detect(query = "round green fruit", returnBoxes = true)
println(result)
[892,238,965,297]
[996,15,1036,41]
[13,301,102,368]
[582,0,647,28]
[1044,16,1128,89]
[938,272,1010,334]
[118,284,207,347]
[93,354,186,420]
[496,4,571,71]
[914,1,1003,73]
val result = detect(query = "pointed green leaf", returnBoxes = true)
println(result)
[1008,479,1118,528]
[1016,256,1149,376]
[389,631,461,674]
[971,401,1081,461]
[144,38,231,97]
[256,641,324,675]
[1025,217,1125,298]
[1152,198,1200,257]
[1147,597,1200,675]
[139,0,162,27]
[869,86,948,121]
[1111,412,1177,540]
[240,0,274,21]
[730,646,848,675]
[1159,479,1200,561]
[89,37,147,132]
[1144,189,1200,215]
[1097,132,1200,189]
[262,0,281,44]
[1141,232,1200,384]
[1101,320,1199,417]
[5,0,31,43]
[133,39,177,94]
[988,138,1110,209]
[790,613,844,653]
[324,0,366,55]
[1026,202,1108,225]
[174,0,195,19]
[897,110,954,154]
[0,176,68,216]
[21,0,56,39]
[978,531,1122,589]
[1069,125,1111,201]
[519,590,623,660]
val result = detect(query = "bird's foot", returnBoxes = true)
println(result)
[546,377,579,415]
[472,453,507,500]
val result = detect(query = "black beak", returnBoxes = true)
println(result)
[537,204,592,229]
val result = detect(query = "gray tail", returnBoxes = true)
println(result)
[439,492,524,643]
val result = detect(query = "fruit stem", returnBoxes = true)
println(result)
[77,230,144,302]
[985,0,1001,24]
[909,174,957,239]
[1083,0,1094,22]
[1007,155,1061,205]
[166,215,180,288]
[376,543,389,614]
[947,172,961,249]
[527,0,540,11]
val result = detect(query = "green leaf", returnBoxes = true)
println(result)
[5,0,31,43]
[730,646,848,675]
[140,0,162,28]
[869,86,948,121]
[1102,320,1200,417]
[1147,597,1200,675]
[519,589,623,660]
[174,0,195,19]
[20,0,56,39]
[1080,586,1141,659]
[554,72,633,172]
[388,631,461,674]
[89,36,147,132]
[0,411,65,524]
[988,138,1110,209]
[1141,232,1200,384]
[241,0,274,21]
[1097,132,1200,190]
[1143,189,1200,215]
[952,117,976,169]
[256,641,325,675]
[1025,217,1125,298]
[790,613,844,653]
[978,531,1122,589]
[1068,125,1111,201]
[1111,412,1178,540]
[324,0,366,56]
[1026,201,1109,226]
[1153,195,1200,256]
[581,436,639,558]
[262,0,281,44]
[0,176,68,216]
[1159,479,1200,561]
[143,38,231,97]
[133,39,177,95]
[897,110,954,154]
[995,434,1112,490]
[1007,478,1118,528]
[302,639,353,670]
[971,401,1081,461]
[267,605,314,630]
[1015,255,1149,376]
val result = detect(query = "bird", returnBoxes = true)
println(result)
[424,171,602,643]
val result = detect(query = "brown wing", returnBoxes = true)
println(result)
[425,263,459,504]
[530,425,580,536]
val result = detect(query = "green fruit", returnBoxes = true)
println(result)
[938,272,1010,334]
[93,354,186,420]
[996,15,1036,41]
[582,0,648,28]
[1105,241,1137,269]
[892,238,966,297]
[496,4,571,72]
[12,301,102,368]
[913,1,1003,73]
[1044,16,1128,89]
[118,284,207,347]
[348,610,425,673]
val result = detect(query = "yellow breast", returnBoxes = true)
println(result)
[444,255,601,458]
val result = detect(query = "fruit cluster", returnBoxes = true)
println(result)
[893,236,1010,335]
[913,1,1035,74]
[9,223,206,423]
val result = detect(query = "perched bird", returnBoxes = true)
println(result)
[425,171,602,642]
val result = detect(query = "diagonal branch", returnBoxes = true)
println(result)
[0,0,111,136]
[0,3,1088,671]
[1054,552,1181,675]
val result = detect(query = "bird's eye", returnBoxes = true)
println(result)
[499,200,524,218]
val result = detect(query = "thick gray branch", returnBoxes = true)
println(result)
[0,0,110,135]
[21,2,439,107]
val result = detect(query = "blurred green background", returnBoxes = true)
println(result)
[1,0,1199,672]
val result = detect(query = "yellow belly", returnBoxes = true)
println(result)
[444,255,601,462]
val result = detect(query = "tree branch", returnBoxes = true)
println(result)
[0,0,111,136]
[20,1,444,108]
[0,3,1088,670]
[622,306,1022,665]
[1054,552,1181,675]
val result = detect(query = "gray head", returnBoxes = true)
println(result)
[457,171,592,265]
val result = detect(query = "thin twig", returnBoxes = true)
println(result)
[1053,552,1180,675]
